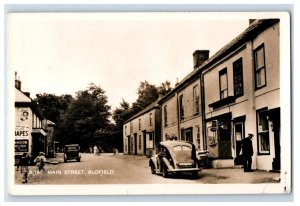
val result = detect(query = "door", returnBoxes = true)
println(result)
[143,132,147,155]
[234,122,244,165]
[134,134,137,155]
[127,136,131,155]
[218,120,232,158]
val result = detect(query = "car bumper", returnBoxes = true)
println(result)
[168,168,201,172]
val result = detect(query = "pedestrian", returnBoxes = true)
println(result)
[34,152,47,174]
[94,145,99,156]
[98,145,102,155]
[241,133,254,172]
[17,153,30,183]
[89,146,93,154]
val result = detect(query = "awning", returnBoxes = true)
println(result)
[32,128,47,136]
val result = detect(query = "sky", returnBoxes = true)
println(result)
[8,13,251,110]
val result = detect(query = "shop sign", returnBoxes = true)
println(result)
[15,139,29,152]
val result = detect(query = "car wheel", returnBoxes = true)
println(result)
[150,164,155,174]
[162,166,168,178]
[77,158,80,162]
[192,171,198,179]
[64,158,67,163]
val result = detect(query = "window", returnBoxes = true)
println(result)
[130,122,133,133]
[219,69,228,99]
[149,113,152,126]
[233,58,244,97]
[257,109,270,154]
[125,125,127,135]
[193,85,200,115]
[138,119,141,130]
[254,44,266,89]
[179,95,184,120]
[164,105,168,127]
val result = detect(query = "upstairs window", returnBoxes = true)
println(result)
[254,44,266,89]
[149,113,152,126]
[164,105,168,127]
[179,95,184,120]
[219,68,228,99]
[138,119,141,130]
[193,85,200,115]
[233,58,244,97]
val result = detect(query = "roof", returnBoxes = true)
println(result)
[159,19,280,103]
[124,98,161,124]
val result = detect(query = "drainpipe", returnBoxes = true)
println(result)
[200,72,207,150]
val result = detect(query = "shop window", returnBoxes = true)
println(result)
[257,109,270,154]
[219,68,228,99]
[233,58,244,97]
[254,44,266,89]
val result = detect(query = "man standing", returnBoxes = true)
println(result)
[241,133,254,172]
[17,153,30,183]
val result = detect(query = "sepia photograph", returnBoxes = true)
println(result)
[6,11,291,195]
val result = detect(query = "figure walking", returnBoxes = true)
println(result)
[34,152,47,174]
[94,145,99,156]
[17,153,30,183]
[241,133,254,172]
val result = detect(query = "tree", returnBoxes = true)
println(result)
[33,93,73,123]
[58,83,111,150]
[158,81,172,96]
[131,81,159,114]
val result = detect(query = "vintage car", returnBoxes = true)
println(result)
[149,141,201,178]
[64,144,81,162]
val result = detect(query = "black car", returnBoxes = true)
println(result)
[149,141,201,178]
[64,144,81,162]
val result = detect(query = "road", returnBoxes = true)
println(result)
[14,153,280,184]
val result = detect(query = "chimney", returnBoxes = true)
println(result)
[193,50,209,69]
[15,71,21,90]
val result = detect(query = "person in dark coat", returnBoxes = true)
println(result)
[17,153,30,183]
[241,133,254,172]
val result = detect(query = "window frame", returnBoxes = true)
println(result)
[138,118,141,130]
[256,108,270,155]
[233,57,244,97]
[149,113,153,126]
[193,85,200,115]
[219,68,228,100]
[254,44,267,90]
[179,94,184,120]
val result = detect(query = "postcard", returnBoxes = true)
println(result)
[7,12,291,195]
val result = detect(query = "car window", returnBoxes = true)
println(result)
[173,146,182,151]
[172,145,192,151]
[182,145,192,151]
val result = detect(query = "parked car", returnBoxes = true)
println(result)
[64,144,81,162]
[149,141,201,178]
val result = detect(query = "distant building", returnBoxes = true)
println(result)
[123,99,161,156]
[15,73,48,163]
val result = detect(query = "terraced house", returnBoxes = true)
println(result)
[123,19,281,172]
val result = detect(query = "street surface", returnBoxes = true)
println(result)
[15,153,280,184]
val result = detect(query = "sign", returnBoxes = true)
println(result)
[15,139,29,152]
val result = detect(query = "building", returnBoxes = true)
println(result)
[159,50,209,152]
[123,19,281,171]
[15,74,48,163]
[201,19,280,170]
[123,99,161,156]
